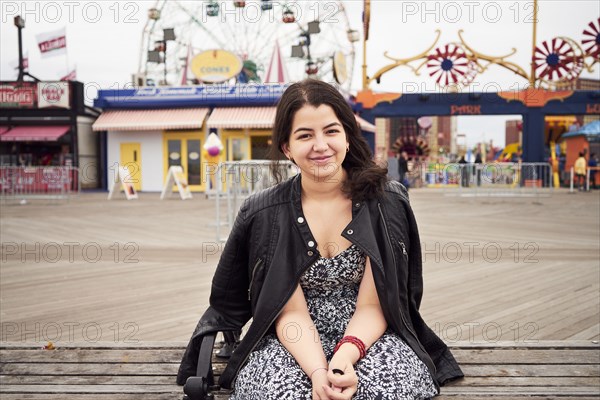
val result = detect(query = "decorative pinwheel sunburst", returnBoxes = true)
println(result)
[582,18,600,59]
[365,18,597,90]
[391,136,430,157]
[533,38,583,82]
[426,44,477,87]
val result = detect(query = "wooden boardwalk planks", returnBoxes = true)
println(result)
[1,190,598,343]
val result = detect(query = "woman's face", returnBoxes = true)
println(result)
[282,104,349,183]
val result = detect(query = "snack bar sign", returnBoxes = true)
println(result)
[38,82,70,109]
[0,82,70,109]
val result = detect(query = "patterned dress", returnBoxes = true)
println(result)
[230,244,438,400]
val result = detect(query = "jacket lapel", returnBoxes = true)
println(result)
[342,204,385,276]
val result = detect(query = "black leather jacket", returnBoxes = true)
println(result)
[177,175,463,390]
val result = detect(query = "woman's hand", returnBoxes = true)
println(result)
[311,368,332,400]
[322,360,358,400]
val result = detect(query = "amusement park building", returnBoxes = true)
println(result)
[502,79,600,160]
[92,84,375,192]
[0,81,100,189]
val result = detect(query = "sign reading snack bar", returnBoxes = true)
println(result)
[160,165,193,200]
[108,166,139,200]
[38,82,70,109]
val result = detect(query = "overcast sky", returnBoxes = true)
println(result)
[1,0,598,147]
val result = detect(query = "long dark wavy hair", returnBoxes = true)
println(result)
[269,79,388,201]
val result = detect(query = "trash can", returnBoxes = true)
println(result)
[427,172,436,185]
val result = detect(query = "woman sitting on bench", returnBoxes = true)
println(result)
[179,80,463,399]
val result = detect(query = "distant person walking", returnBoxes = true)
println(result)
[458,155,469,187]
[574,152,587,191]
[558,153,566,187]
[588,153,598,189]
[474,153,482,187]
[397,151,409,189]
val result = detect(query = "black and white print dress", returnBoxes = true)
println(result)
[230,244,438,400]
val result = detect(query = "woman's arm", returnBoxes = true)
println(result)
[275,285,332,399]
[336,256,387,363]
[325,257,387,396]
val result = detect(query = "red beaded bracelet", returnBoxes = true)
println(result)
[333,335,366,359]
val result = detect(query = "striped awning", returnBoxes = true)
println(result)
[0,126,70,142]
[92,108,209,131]
[207,107,277,129]
[355,115,376,133]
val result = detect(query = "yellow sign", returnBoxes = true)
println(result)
[333,51,348,85]
[191,50,243,83]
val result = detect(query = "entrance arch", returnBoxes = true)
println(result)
[355,89,600,162]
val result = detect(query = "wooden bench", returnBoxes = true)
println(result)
[1,341,598,399]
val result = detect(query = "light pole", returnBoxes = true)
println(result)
[13,15,40,82]
[14,16,25,81]
[529,0,539,86]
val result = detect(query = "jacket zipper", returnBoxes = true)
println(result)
[247,258,263,301]
[232,256,317,383]
[399,241,408,260]
[378,203,437,377]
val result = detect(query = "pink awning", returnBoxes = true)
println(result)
[355,115,376,133]
[207,107,277,129]
[0,126,10,136]
[92,108,210,131]
[0,126,70,142]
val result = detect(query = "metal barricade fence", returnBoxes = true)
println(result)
[570,166,599,192]
[0,166,80,204]
[403,162,553,196]
[428,162,554,196]
[212,161,554,239]
[214,160,298,242]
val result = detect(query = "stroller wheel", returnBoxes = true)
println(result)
[183,376,208,400]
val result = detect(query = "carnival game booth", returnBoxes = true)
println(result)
[0,81,99,194]
[93,84,376,193]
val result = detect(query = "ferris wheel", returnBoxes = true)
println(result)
[137,0,359,92]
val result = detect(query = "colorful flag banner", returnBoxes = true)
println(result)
[60,68,77,81]
[9,52,29,75]
[36,27,67,58]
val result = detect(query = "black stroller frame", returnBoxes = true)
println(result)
[182,330,241,400]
